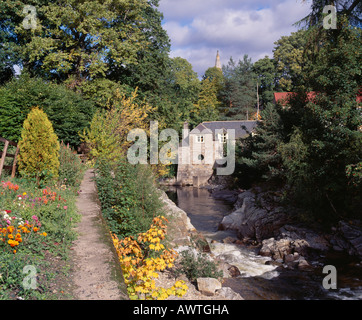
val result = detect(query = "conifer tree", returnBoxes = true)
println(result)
[18,107,60,184]
[238,103,284,183]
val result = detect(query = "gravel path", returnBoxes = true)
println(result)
[70,169,128,300]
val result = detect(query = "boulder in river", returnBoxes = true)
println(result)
[220,190,290,242]
[196,277,222,296]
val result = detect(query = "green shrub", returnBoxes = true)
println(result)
[174,250,223,283]
[95,159,165,239]
[58,141,85,188]
[18,107,60,185]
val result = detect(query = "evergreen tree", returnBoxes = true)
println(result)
[221,55,256,120]
[282,15,361,219]
[18,107,60,184]
[253,56,277,107]
[237,103,284,185]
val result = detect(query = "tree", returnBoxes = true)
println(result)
[203,66,225,98]
[221,55,256,120]
[113,0,171,94]
[237,103,285,186]
[17,0,148,87]
[190,77,220,128]
[273,30,307,92]
[82,89,154,163]
[18,107,60,184]
[282,15,361,219]
[253,56,277,107]
[1,0,149,88]
[162,57,200,130]
[298,0,362,28]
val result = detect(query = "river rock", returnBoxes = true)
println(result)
[278,225,330,252]
[298,258,313,271]
[196,277,222,296]
[159,190,196,247]
[220,190,290,242]
[331,220,362,258]
[259,238,292,260]
[217,262,241,278]
[215,287,244,300]
[228,265,241,278]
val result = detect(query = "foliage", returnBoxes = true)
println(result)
[82,89,154,163]
[0,74,95,146]
[297,0,362,29]
[158,57,200,131]
[0,176,81,299]
[282,16,362,219]
[6,0,148,87]
[237,103,285,187]
[273,30,307,92]
[18,107,60,185]
[174,250,223,283]
[221,55,257,120]
[58,141,85,188]
[112,216,188,300]
[190,77,220,128]
[240,15,361,221]
[253,56,277,107]
[95,159,165,239]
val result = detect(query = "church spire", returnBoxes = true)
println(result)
[215,50,221,69]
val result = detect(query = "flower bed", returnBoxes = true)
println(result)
[0,179,81,299]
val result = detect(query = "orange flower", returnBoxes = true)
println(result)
[8,239,19,247]
[33,227,39,232]
[7,226,14,233]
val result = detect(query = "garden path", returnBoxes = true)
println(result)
[70,169,128,300]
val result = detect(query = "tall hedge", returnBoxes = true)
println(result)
[18,107,60,184]
[0,74,95,146]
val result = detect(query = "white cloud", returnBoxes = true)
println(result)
[159,0,311,76]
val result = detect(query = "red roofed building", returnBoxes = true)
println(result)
[274,91,362,106]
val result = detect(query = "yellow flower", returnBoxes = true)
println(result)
[23,192,27,196]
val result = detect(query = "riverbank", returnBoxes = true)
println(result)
[161,184,362,300]
[158,189,244,300]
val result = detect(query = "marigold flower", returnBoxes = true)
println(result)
[33,227,39,232]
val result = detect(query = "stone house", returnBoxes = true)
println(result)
[176,120,258,186]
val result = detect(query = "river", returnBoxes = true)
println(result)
[165,186,362,300]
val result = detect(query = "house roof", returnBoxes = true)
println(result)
[274,91,362,105]
[190,120,258,139]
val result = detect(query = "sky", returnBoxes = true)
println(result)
[159,0,312,77]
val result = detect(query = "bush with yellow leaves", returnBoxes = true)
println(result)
[112,216,188,300]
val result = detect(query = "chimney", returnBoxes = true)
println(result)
[183,121,189,131]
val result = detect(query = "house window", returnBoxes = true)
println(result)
[196,135,204,143]
[219,133,228,143]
